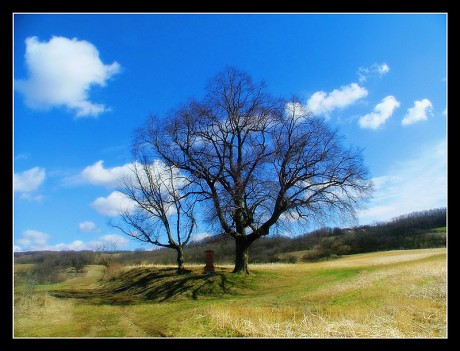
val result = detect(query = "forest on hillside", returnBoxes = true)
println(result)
[15,207,446,282]
[124,207,447,265]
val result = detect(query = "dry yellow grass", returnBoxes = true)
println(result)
[14,294,76,337]
[14,248,446,338]
[203,248,447,338]
[251,248,445,271]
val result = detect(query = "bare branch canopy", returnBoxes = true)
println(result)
[129,67,373,273]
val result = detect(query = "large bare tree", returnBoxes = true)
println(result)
[134,67,373,274]
[111,158,196,273]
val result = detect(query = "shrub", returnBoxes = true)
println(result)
[302,249,327,262]
[285,255,299,264]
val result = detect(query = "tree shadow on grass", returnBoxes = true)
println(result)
[49,267,236,305]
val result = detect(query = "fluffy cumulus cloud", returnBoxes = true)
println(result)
[80,160,133,188]
[357,63,390,82]
[82,159,189,217]
[358,139,447,224]
[14,167,46,192]
[91,191,137,216]
[79,221,100,233]
[307,83,368,117]
[14,231,129,252]
[79,159,184,190]
[15,36,120,117]
[359,96,400,129]
[401,99,433,126]
[16,230,50,251]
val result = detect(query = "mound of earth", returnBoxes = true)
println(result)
[50,267,238,305]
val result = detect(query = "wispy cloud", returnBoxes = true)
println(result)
[285,101,312,118]
[359,96,400,129]
[14,153,30,161]
[91,191,137,216]
[307,83,368,117]
[15,36,120,117]
[79,221,100,233]
[53,234,129,251]
[401,99,433,126]
[357,63,390,82]
[358,138,447,224]
[19,193,44,202]
[14,167,46,193]
[14,230,129,252]
[95,234,130,248]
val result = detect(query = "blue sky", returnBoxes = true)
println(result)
[13,13,447,252]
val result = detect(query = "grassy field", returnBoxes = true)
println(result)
[13,248,447,338]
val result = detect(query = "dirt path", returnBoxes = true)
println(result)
[116,307,150,337]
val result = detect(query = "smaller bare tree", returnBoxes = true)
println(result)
[111,157,196,274]
[95,242,118,269]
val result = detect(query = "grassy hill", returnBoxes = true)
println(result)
[14,248,446,338]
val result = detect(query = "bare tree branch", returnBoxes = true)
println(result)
[110,157,197,273]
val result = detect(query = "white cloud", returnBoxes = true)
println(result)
[307,83,368,117]
[81,160,133,188]
[79,159,185,191]
[54,240,88,251]
[401,99,433,126]
[14,167,46,192]
[377,63,390,75]
[16,230,50,251]
[357,63,390,82]
[359,96,400,129]
[14,231,130,252]
[79,221,100,233]
[279,210,302,223]
[96,234,129,248]
[85,159,189,217]
[285,101,311,118]
[358,139,447,224]
[91,191,137,216]
[15,36,120,117]
[191,232,212,243]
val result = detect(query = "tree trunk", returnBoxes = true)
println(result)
[176,246,185,274]
[233,236,250,274]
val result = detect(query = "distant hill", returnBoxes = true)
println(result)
[15,207,446,267]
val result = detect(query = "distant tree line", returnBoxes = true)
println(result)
[14,251,95,284]
[126,207,446,264]
[14,208,446,278]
